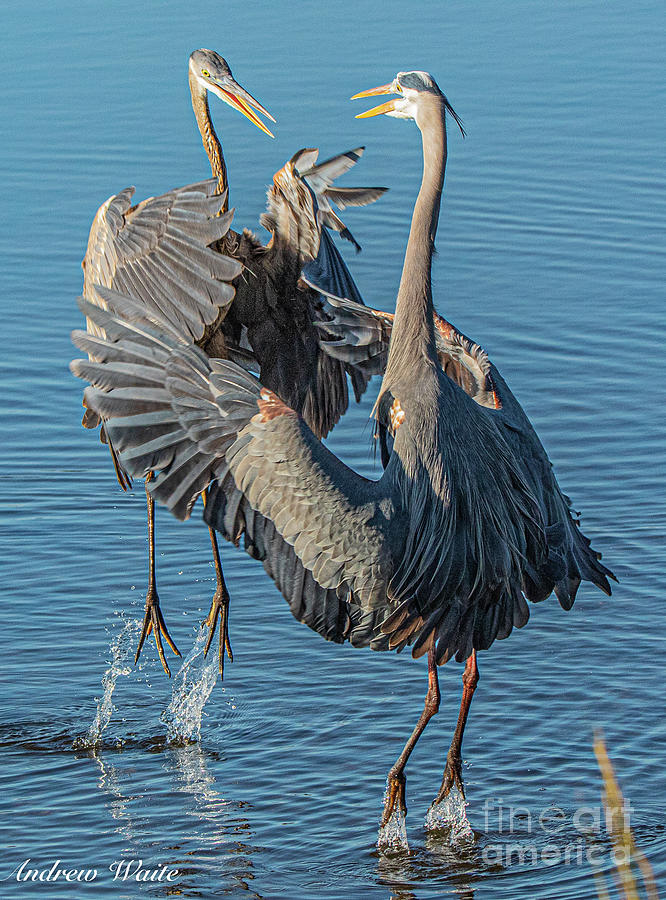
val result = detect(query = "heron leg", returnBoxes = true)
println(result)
[431,650,479,804]
[134,472,181,676]
[201,488,233,679]
[381,648,440,827]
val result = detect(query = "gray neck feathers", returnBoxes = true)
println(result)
[382,95,448,397]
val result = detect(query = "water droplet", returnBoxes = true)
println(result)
[377,781,409,853]
[425,784,474,846]
[161,627,218,743]
[73,617,141,749]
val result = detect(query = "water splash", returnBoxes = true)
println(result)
[161,626,218,743]
[377,782,410,853]
[424,783,474,846]
[73,617,141,750]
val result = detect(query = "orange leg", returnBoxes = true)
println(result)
[432,650,479,803]
[381,648,440,827]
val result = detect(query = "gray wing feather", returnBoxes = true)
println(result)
[299,147,387,247]
[71,300,394,609]
[79,180,241,465]
[324,186,389,210]
[261,146,387,261]
[317,295,614,624]
[317,296,497,407]
[490,370,615,606]
[290,148,320,172]
[315,291,391,372]
[298,147,366,184]
[205,475,388,647]
[82,181,241,344]
[378,407,548,665]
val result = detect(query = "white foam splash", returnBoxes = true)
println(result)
[377,782,410,853]
[74,617,141,749]
[161,626,218,743]
[425,783,474,846]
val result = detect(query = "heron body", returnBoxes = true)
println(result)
[72,69,613,834]
[77,50,386,674]
[319,298,614,609]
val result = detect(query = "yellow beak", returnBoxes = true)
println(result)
[219,88,275,137]
[350,82,396,100]
[354,99,398,119]
[208,76,276,138]
[351,82,400,118]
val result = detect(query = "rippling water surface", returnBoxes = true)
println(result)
[1,1,664,897]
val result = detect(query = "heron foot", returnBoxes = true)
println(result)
[135,588,181,677]
[425,750,473,843]
[432,750,465,807]
[202,585,233,679]
[381,770,407,828]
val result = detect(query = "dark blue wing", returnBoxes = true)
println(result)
[302,227,365,306]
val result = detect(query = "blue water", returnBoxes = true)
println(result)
[1,0,664,897]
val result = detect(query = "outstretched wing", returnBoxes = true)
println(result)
[488,369,615,607]
[298,146,386,209]
[298,146,388,252]
[318,295,499,407]
[71,297,396,637]
[206,475,389,648]
[83,179,241,343]
[259,146,387,259]
[231,146,387,439]
[79,179,242,482]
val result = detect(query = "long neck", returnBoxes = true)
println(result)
[383,96,448,392]
[189,72,229,209]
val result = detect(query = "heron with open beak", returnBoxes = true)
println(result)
[73,68,613,849]
[188,49,276,207]
[76,50,387,679]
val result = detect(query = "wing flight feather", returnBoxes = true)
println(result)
[71,298,395,614]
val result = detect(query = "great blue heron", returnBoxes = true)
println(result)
[78,49,386,676]
[72,69,613,831]
[314,74,617,807]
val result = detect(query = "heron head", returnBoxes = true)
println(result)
[352,71,465,136]
[188,49,276,137]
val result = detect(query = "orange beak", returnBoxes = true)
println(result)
[218,89,275,137]
[207,75,276,138]
[351,82,401,118]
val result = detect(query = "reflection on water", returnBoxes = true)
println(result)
[87,752,140,847]
[82,738,259,896]
[376,836,481,899]
[376,802,666,900]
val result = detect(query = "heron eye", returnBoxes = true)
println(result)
[201,69,210,77]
